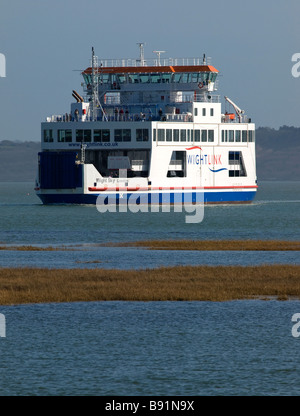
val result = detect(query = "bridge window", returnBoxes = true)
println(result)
[194,130,200,142]
[117,74,126,84]
[157,129,165,141]
[208,130,214,142]
[136,129,149,142]
[94,129,110,142]
[191,73,200,83]
[181,73,189,83]
[166,129,172,142]
[43,129,53,142]
[173,73,181,83]
[202,72,209,83]
[173,129,179,142]
[100,74,110,84]
[139,74,149,83]
[153,129,156,142]
[114,129,131,142]
[83,74,91,85]
[242,130,248,142]
[229,130,234,142]
[210,73,217,82]
[221,130,228,142]
[58,129,72,143]
[161,74,171,83]
[76,129,91,142]
[150,74,161,83]
[248,130,255,142]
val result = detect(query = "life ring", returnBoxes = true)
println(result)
[198,82,203,89]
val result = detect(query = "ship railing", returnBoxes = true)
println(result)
[46,115,69,122]
[97,57,212,68]
[45,112,196,123]
[102,94,220,105]
[46,113,160,123]
[165,113,193,122]
[221,114,251,123]
[193,94,220,103]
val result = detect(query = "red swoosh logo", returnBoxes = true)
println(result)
[185,146,202,151]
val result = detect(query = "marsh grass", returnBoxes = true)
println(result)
[2,240,299,251]
[0,265,300,305]
[116,240,300,251]
[0,246,71,251]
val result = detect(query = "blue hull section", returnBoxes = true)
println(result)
[37,190,256,205]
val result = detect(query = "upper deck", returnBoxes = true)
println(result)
[81,56,219,97]
[82,56,218,76]
[43,47,251,126]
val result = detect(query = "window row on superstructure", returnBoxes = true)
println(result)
[83,72,217,87]
[43,128,149,143]
[153,128,255,143]
[221,129,255,143]
[43,127,255,144]
[153,128,215,143]
[194,108,215,117]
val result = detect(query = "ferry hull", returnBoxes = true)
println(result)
[36,189,256,205]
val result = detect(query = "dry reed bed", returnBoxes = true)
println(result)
[0,265,300,305]
[117,240,300,251]
[1,240,299,252]
[0,246,70,251]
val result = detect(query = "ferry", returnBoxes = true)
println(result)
[35,45,257,205]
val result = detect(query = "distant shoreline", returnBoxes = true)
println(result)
[1,264,300,305]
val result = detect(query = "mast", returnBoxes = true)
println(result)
[153,50,166,66]
[90,47,107,121]
[137,42,146,66]
[90,47,98,121]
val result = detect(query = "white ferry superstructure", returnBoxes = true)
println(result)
[35,46,257,205]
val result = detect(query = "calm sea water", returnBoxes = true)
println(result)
[1,300,300,396]
[0,181,300,396]
[0,181,299,268]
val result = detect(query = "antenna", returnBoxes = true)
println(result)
[90,47,98,121]
[153,50,166,66]
[137,42,146,66]
[89,47,107,122]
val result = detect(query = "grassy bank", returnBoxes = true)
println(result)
[117,240,300,251]
[0,246,70,251]
[1,265,300,305]
[1,240,299,251]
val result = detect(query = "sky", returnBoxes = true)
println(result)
[0,0,300,141]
